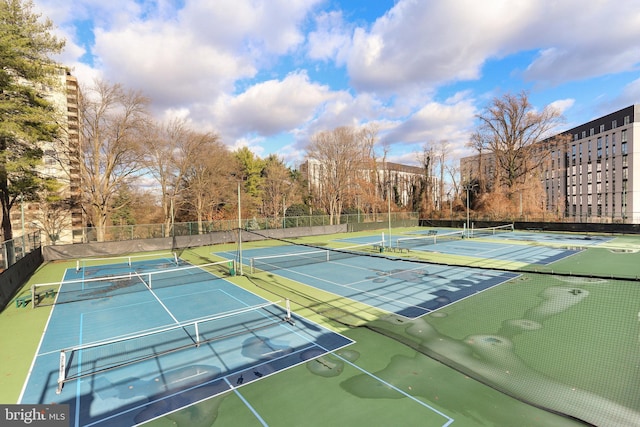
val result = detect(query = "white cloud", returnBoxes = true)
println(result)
[619,78,640,105]
[212,71,336,139]
[178,0,321,56]
[346,0,537,93]
[307,11,352,63]
[30,0,640,169]
[345,0,640,92]
[94,23,254,108]
[381,96,477,148]
[519,2,640,85]
[548,98,575,116]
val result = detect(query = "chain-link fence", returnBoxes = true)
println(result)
[0,232,41,270]
[69,212,421,244]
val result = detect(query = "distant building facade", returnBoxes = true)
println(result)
[461,104,640,223]
[10,69,83,244]
[300,159,436,209]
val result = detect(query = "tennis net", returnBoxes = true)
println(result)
[395,230,464,250]
[32,260,235,307]
[249,241,382,274]
[76,252,183,278]
[56,299,293,393]
[468,223,514,238]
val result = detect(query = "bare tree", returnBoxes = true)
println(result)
[30,179,73,245]
[80,79,150,241]
[472,91,564,197]
[445,162,460,208]
[435,140,449,212]
[306,126,376,225]
[180,132,232,232]
[417,143,436,215]
[143,118,196,236]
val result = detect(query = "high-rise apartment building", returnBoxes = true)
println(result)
[10,69,83,243]
[461,104,640,223]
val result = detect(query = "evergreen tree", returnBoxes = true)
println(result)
[0,0,64,240]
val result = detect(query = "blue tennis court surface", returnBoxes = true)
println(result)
[224,245,518,319]
[19,261,352,427]
[341,231,587,265]
[412,239,580,265]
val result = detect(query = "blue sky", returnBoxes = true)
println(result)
[34,0,640,168]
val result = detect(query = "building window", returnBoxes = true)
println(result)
[621,129,627,143]
[599,124,605,133]
[621,141,627,155]
[624,115,630,125]
[590,128,594,136]
[612,120,617,128]
[612,133,616,156]
[582,130,587,138]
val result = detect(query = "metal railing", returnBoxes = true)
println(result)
[1,232,42,270]
[71,212,421,243]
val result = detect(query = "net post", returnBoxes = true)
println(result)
[147,272,152,289]
[76,260,80,272]
[174,252,179,266]
[31,284,36,309]
[250,258,255,274]
[128,256,132,267]
[194,321,200,347]
[285,299,295,325]
[56,350,66,394]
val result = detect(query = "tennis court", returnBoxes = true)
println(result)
[383,227,603,265]
[18,256,354,426]
[218,242,518,319]
[6,229,640,427]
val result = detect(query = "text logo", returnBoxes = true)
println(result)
[1,405,69,426]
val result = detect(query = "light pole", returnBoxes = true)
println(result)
[20,194,25,237]
[466,186,470,234]
[388,182,392,248]
[282,195,286,229]
[237,182,243,276]
[464,183,477,237]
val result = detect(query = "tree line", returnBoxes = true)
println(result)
[1,0,563,244]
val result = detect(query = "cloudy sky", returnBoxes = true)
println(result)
[33,0,640,167]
